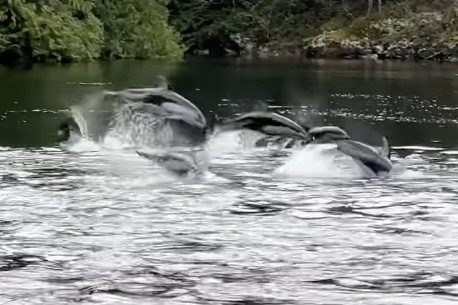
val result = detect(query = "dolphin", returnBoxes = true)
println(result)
[105,76,205,126]
[304,125,393,176]
[306,124,390,157]
[335,139,392,175]
[306,126,350,143]
[105,88,206,129]
[103,76,208,146]
[136,149,202,176]
[216,111,309,145]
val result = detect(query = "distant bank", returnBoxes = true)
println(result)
[1,1,457,67]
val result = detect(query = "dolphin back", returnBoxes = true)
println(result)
[236,111,307,135]
[308,126,350,142]
[219,111,308,140]
[106,86,206,127]
[336,140,393,175]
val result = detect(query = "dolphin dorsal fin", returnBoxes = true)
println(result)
[381,136,391,158]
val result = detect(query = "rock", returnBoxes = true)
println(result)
[417,48,435,60]
[361,54,378,60]
[373,45,384,54]
[300,8,458,63]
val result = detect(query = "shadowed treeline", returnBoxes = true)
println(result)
[2,1,458,65]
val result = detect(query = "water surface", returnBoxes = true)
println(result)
[1,59,458,305]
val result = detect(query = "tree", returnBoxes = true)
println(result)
[0,0,184,65]
[367,0,382,15]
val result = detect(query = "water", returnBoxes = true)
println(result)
[1,58,458,304]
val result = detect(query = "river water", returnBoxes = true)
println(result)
[1,59,458,305]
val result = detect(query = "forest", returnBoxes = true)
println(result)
[1,0,457,65]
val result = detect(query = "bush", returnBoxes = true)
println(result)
[0,0,184,64]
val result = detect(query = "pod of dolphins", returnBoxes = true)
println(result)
[58,75,393,178]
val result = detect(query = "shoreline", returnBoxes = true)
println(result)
[2,48,458,70]
[188,48,458,63]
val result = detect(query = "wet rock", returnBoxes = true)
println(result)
[361,53,378,60]
[417,48,435,60]
[302,9,458,63]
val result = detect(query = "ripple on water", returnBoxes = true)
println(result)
[2,99,458,304]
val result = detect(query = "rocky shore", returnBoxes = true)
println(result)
[303,11,458,62]
[193,10,458,63]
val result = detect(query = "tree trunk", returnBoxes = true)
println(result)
[367,0,382,15]
[367,0,373,15]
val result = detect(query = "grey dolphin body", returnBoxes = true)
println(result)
[306,126,350,143]
[104,77,208,147]
[137,150,201,176]
[217,111,309,147]
[305,125,393,176]
[335,140,392,175]
[107,89,206,129]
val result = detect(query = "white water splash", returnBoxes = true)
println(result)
[274,144,372,179]
[392,146,444,151]
[105,102,175,148]
[63,93,190,152]
[204,129,265,153]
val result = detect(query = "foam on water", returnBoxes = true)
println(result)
[440,150,458,155]
[204,129,265,153]
[392,146,445,151]
[274,143,371,179]
[61,133,101,153]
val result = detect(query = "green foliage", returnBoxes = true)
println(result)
[1,0,457,63]
[168,0,458,56]
[168,0,330,51]
[168,1,239,51]
[0,0,184,64]
[94,0,183,60]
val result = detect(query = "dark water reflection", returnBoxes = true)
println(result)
[0,59,458,304]
[1,58,458,147]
